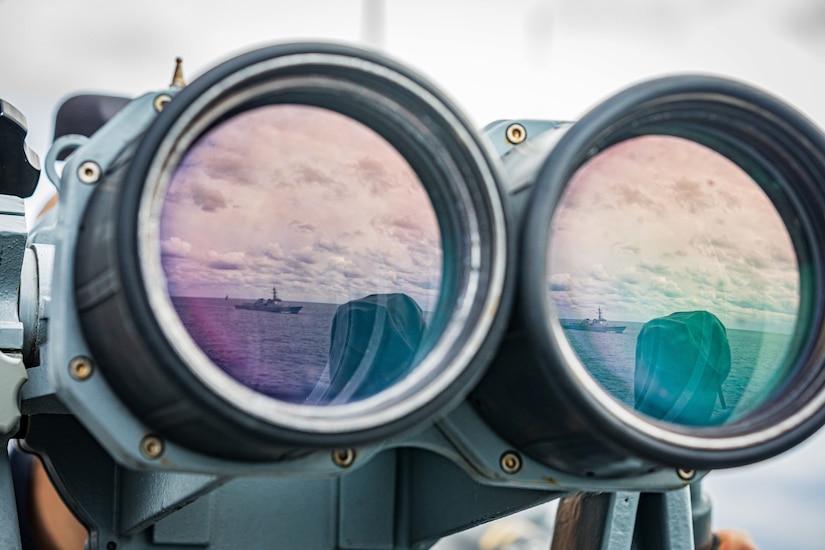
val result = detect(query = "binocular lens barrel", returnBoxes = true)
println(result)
[159,104,442,405]
[549,134,798,428]
[75,44,511,460]
[474,76,825,474]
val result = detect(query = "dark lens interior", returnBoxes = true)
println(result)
[159,104,443,405]
[547,135,800,427]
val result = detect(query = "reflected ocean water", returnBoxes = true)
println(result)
[172,296,436,404]
[174,297,792,417]
[563,322,792,424]
[172,297,335,402]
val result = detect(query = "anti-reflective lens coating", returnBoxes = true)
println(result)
[159,104,443,405]
[547,135,800,427]
[73,45,507,457]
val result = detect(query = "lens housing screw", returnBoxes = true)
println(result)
[68,357,94,381]
[332,448,356,468]
[77,161,101,184]
[153,94,172,112]
[500,451,523,474]
[505,123,527,145]
[140,435,165,459]
[677,468,696,481]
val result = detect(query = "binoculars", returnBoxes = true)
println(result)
[4,42,825,549]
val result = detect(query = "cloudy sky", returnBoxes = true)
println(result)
[550,135,798,334]
[159,104,441,307]
[4,0,825,547]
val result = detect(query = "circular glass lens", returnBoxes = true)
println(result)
[547,135,800,427]
[159,104,443,405]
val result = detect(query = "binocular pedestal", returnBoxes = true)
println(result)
[20,414,563,549]
[15,411,714,550]
[552,484,714,550]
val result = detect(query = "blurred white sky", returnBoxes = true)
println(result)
[4,0,825,157]
[4,0,825,547]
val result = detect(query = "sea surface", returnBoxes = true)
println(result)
[172,297,794,418]
[561,321,793,424]
[172,297,338,402]
[171,296,438,403]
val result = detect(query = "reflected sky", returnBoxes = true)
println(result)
[548,135,799,334]
[159,104,442,310]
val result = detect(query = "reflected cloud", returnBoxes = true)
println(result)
[313,238,346,254]
[160,104,442,309]
[191,182,229,212]
[615,243,640,255]
[548,135,799,334]
[289,220,317,233]
[670,178,710,213]
[638,261,670,276]
[161,236,192,257]
[205,251,245,270]
[613,181,664,214]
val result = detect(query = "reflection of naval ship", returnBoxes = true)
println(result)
[234,287,302,314]
[562,307,626,333]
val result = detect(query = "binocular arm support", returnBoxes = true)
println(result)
[23,413,561,549]
[23,408,714,549]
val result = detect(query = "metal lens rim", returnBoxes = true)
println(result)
[135,48,509,435]
[524,75,825,466]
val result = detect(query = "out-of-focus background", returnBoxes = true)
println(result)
[3,1,825,548]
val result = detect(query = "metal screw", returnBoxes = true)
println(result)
[77,161,101,184]
[332,448,356,468]
[153,94,172,112]
[68,356,94,381]
[500,451,523,474]
[677,468,696,481]
[505,123,527,145]
[140,435,165,459]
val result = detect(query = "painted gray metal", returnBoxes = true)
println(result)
[0,440,22,550]
[551,488,699,550]
[0,198,30,550]
[4,92,710,547]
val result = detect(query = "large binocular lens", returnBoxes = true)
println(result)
[551,134,798,428]
[160,103,442,405]
[474,76,825,474]
[74,44,511,460]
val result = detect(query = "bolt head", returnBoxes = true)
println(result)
[332,448,356,468]
[77,161,101,184]
[500,451,523,474]
[677,468,696,481]
[505,123,527,145]
[140,435,165,459]
[69,357,94,380]
[153,94,172,112]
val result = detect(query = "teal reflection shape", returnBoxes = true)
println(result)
[634,311,731,426]
[307,293,427,404]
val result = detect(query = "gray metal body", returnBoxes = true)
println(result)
[0,90,708,548]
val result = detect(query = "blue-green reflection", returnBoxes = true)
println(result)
[635,311,730,425]
[548,135,799,427]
